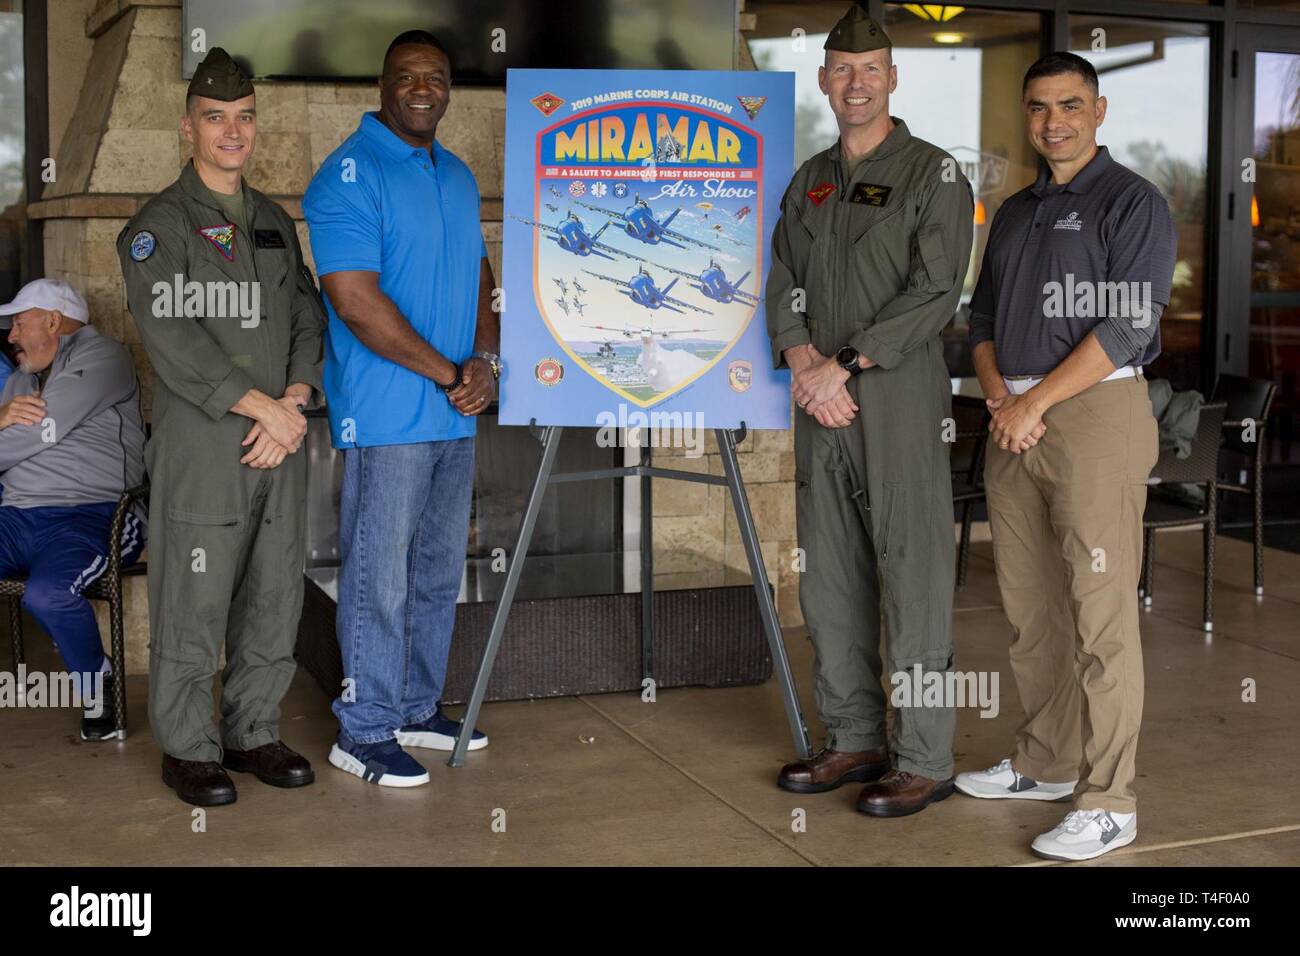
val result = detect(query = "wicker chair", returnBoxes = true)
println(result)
[951,394,991,589]
[1210,375,1277,596]
[1139,402,1227,632]
[1,482,149,739]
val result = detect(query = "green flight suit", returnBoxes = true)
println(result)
[766,119,974,779]
[117,161,325,762]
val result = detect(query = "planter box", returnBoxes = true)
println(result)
[294,574,774,705]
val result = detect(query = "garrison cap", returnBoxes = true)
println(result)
[823,3,892,53]
[187,47,254,101]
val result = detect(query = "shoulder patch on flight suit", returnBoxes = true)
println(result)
[807,182,835,205]
[129,230,157,262]
[254,229,286,249]
[850,183,892,206]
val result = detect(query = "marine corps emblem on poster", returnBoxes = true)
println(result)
[501,69,794,429]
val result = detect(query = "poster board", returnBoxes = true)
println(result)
[500,68,794,430]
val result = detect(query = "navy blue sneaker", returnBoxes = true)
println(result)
[395,709,489,752]
[328,733,429,787]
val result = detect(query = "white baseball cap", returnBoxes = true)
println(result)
[0,278,90,328]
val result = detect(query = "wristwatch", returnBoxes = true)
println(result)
[473,350,502,381]
[836,345,866,376]
[438,362,463,392]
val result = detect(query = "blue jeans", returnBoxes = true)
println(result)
[333,438,475,743]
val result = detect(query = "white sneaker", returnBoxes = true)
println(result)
[1031,809,1136,861]
[955,758,1076,801]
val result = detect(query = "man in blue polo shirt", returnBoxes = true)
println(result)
[304,30,500,787]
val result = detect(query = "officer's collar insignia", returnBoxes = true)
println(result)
[807,182,835,206]
[850,182,892,206]
[197,223,236,261]
[737,96,767,120]
[129,230,156,262]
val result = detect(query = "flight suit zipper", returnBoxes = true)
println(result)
[246,197,277,400]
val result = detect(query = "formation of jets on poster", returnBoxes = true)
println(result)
[511,185,760,398]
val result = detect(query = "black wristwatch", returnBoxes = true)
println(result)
[438,362,463,392]
[837,345,866,376]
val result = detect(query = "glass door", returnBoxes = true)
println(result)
[1230,25,1300,523]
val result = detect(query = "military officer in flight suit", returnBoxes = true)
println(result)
[117,49,325,806]
[766,6,975,816]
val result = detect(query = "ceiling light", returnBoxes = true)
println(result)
[904,4,966,22]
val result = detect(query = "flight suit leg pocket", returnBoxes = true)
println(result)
[878,481,953,664]
[158,507,245,670]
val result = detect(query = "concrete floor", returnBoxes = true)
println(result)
[2,529,1297,866]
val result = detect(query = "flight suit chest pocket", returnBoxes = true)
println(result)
[253,242,291,289]
[846,199,905,246]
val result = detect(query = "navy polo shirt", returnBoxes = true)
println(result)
[304,111,486,448]
[969,146,1177,376]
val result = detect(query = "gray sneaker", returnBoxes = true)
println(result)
[954,758,1075,801]
[1031,809,1137,861]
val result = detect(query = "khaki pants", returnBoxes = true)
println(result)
[984,375,1158,813]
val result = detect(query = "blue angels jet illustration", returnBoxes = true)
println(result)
[656,258,758,306]
[574,195,721,252]
[582,265,714,316]
[510,211,628,260]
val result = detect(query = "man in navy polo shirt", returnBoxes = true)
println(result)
[304,30,500,787]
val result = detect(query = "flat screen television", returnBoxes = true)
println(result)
[182,0,740,83]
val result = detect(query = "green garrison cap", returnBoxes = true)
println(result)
[823,3,892,53]
[187,47,254,101]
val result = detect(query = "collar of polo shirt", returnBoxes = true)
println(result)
[1031,144,1113,197]
[360,111,442,165]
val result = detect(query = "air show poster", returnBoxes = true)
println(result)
[500,69,794,429]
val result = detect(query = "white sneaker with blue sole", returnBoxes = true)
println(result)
[955,758,1076,801]
[1032,809,1137,861]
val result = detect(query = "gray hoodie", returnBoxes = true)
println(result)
[0,325,147,511]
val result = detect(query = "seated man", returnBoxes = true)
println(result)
[0,279,147,739]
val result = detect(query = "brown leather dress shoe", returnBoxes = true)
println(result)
[222,740,316,788]
[856,769,955,817]
[161,755,237,807]
[778,746,890,794]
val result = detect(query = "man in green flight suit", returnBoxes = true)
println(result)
[117,48,325,806]
[766,5,975,816]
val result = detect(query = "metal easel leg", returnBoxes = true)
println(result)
[640,442,654,685]
[716,427,812,759]
[448,424,563,767]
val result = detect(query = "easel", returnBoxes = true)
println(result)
[448,419,812,766]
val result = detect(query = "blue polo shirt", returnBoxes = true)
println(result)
[304,111,486,448]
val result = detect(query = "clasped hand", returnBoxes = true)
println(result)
[791,350,873,429]
[987,392,1048,454]
[242,390,309,469]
